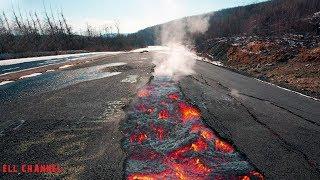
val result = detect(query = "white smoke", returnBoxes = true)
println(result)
[152,1,210,78]
[153,44,196,77]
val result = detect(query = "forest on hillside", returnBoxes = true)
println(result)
[136,0,320,46]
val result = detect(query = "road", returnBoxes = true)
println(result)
[0,51,319,179]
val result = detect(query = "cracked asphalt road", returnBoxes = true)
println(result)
[0,51,319,179]
[179,60,320,179]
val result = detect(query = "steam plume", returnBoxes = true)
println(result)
[153,1,210,78]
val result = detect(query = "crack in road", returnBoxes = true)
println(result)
[237,93,320,127]
[193,74,320,127]
[178,81,234,141]
[190,73,320,174]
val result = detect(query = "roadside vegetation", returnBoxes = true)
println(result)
[0,8,147,60]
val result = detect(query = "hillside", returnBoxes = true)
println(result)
[134,0,320,98]
[135,0,320,43]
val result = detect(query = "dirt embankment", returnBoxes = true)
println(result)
[198,34,320,98]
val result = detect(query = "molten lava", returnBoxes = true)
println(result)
[168,93,179,101]
[193,158,212,174]
[191,124,215,140]
[130,133,148,144]
[138,89,150,97]
[168,144,192,159]
[240,175,250,180]
[125,78,263,180]
[146,107,155,114]
[215,139,235,153]
[191,138,208,152]
[151,125,165,140]
[127,170,170,180]
[248,171,265,179]
[178,102,200,122]
[239,171,265,180]
[158,109,170,120]
[169,157,212,179]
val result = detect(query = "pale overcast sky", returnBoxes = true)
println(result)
[0,0,267,33]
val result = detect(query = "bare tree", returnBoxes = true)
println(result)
[114,20,120,34]
[12,7,23,34]
[60,9,72,35]
[2,12,11,33]
[29,12,38,33]
[43,2,54,34]
[34,12,43,34]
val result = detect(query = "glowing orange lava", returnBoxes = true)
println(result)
[193,158,212,174]
[127,170,170,180]
[168,93,179,101]
[130,133,148,144]
[249,171,264,179]
[215,139,235,153]
[158,109,170,120]
[191,124,215,140]
[146,107,155,114]
[191,138,208,152]
[168,144,192,159]
[126,81,262,180]
[151,125,165,140]
[138,89,150,97]
[178,102,200,122]
[240,175,250,180]
[168,157,212,179]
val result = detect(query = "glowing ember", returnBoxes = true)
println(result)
[178,102,200,122]
[128,170,169,180]
[191,124,215,140]
[191,138,208,152]
[138,89,150,97]
[168,144,192,159]
[193,158,212,174]
[248,171,264,179]
[240,175,250,180]
[168,93,179,101]
[215,139,235,153]
[158,109,170,119]
[123,77,263,179]
[168,157,212,178]
[146,107,155,114]
[130,133,148,144]
[151,125,165,140]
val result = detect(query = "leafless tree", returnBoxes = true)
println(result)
[114,20,120,34]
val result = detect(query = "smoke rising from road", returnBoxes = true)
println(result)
[153,1,210,78]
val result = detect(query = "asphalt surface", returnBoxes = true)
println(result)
[0,51,319,179]
[0,53,104,75]
[0,52,154,179]
[179,61,320,179]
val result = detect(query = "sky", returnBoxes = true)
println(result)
[0,0,267,33]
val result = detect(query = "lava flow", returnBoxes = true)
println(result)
[122,77,264,180]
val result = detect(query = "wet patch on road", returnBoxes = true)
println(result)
[0,119,25,137]
[121,76,264,179]
[0,63,125,101]
[69,99,128,124]
[121,75,139,84]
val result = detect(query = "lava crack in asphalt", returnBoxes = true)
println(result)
[122,76,264,180]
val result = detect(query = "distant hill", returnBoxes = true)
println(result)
[134,0,320,46]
